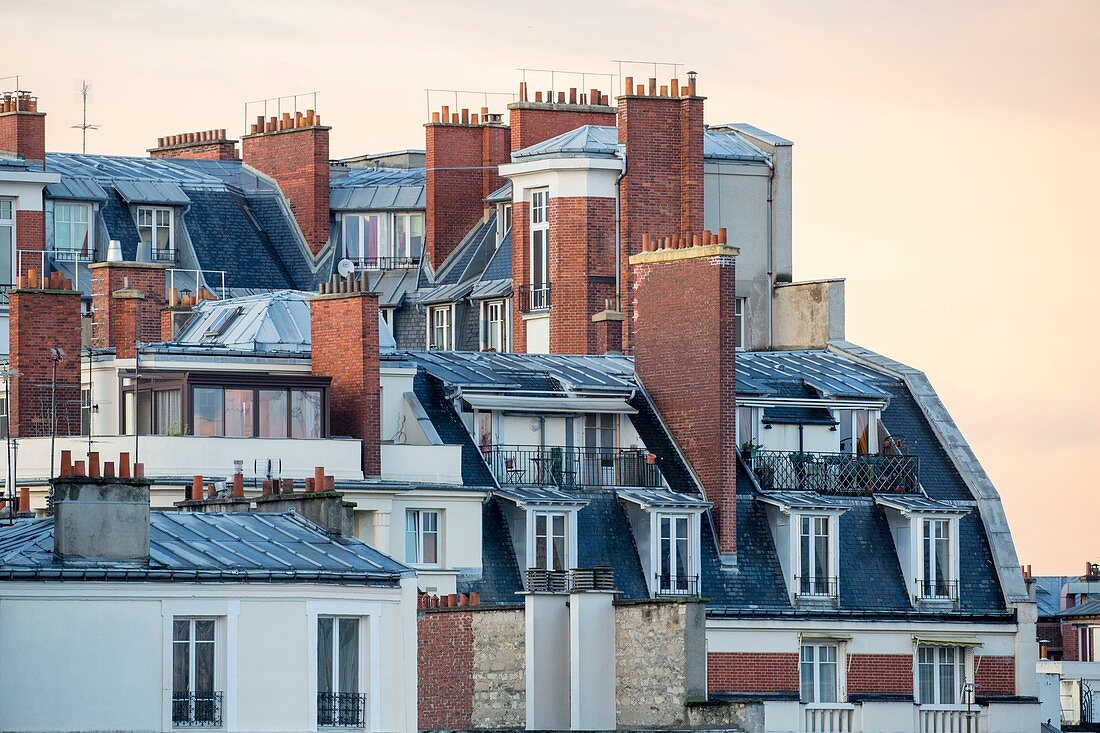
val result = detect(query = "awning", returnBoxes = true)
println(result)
[800,632,854,642]
[462,394,636,414]
[113,179,191,206]
[912,635,983,648]
[494,486,589,507]
[616,488,710,510]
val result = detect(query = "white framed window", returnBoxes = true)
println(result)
[497,202,512,246]
[317,616,366,727]
[528,189,550,311]
[916,645,968,705]
[171,617,222,727]
[53,202,93,257]
[919,517,956,600]
[482,299,508,352]
[835,409,878,455]
[800,643,840,703]
[0,395,8,438]
[392,211,424,262]
[428,304,453,350]
[80,386,92,436]
[531,510,568,571]
[343,212,422,267]
[1079,626,1096,662]
[137,206,174,260]
[0,198,14,286]
[798,514,834,597]
[405,509,440,566]
[735,297,746,350]
[657,513,695,595]
[737,406,760,450]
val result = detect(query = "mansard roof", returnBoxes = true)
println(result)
[509,124,773,164]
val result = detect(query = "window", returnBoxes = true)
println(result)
[344,212,422,267]
[137,207,174,260]
[1080,626,1096,662]
[497,203,512,246]
[801,643,839,703]
[483,299,507,352]
[429,305,453,350]
[798,515,833,597]
[172,618,222,727]
[532,511,568,571]
[917,645,967,705]
[737,406,759,449]
[405,509,440,566]
[291,388,323,439]
[0,199,13,286]
[224,388,254,438]
[124,388,183,436]
[392,212,424,262]
[835,409,877,454]
[192,387,224,437]
[657,514,694,594]
[920,518,954,599]
[0,396,8,438]
[258,389,289,438]
[583,413,617,484]
[53,202,93,257]
[81,387,92,436]
[529,189,550,311]
[735,297,746,350]
[190,386,322,438]
[317,617,366,727]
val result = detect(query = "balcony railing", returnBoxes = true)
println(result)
[917,705,983,733]
[914,578,959,604]
[317,692,368,727]
[654,573,699,598]
[151,247,178,263]
[51,246,95,264]
[349,255,419,270]
[172,692,223,727]
[748,450,920,495]
[794,575,839,600]
[517,283,551,313]
[484,445,662,488]
[803,702,856,733]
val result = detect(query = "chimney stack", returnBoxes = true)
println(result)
[309,276,381,477]
[508,83,615,152]
[424,106,511,270]
[149,129,239,161]
[630,230,739,558]
[0,90,46,164]
[52,454,151,562]
[242,111,330,256]
[591,307,625,354]
[89,262,169,358]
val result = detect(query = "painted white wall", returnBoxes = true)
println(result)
[524,314,549,354]
[569,591,616,730]
[525,593,571,731]
[380,444,462,484]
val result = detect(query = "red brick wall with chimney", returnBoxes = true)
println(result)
[242,121,329,255]
[15,210,45,269]
[511,200,530,353]
[1062,621,1080,661]
[418,610,474,729]
[631,242,738,554]
[89,263,167,355]
[546,196,616,354]
[482,124,510,200]
[847,654,914,695]
[1038,620,1064,659]
[150,130,238,161]
[8,281,82,438]
[509,103,616,152]
[0,92,46,163]
[309,291,381,477]
[974,655,1016,696]
[707,652,799,694]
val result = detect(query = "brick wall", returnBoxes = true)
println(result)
[707,652,799,693]
[0,108,46,163]
[1062,621,1080,661]
[309,291,381,476]
[89,263,168,356]
[511,200,530,353]
[15,210,45,265]
[242,124,330,255]
[8,285,82,438]
[848,653,914,695]
[508,101,616,151]
[151,141,238,161]
[418,610,474,730]
[974,655,1016,696]
[1037,620,1063,658]
[630,244,739,554]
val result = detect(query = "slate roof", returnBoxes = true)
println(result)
[1033,575,1070,618]
[329,166,425,211]
[411,370,496,487]
[1060,598,1100,619]
[576,490,649,601]
[399,350,635,392]
[0,511,409,584]
[458,498,522,605]
[510,125,774,165]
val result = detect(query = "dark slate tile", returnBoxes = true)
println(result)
[576,491,649,600]
[459,497,523,605]
[412,371,495,486]
[837,502,912,611]
[627,391,702,495]
[879,383,971,501]
[99,190,141,260]
[957,512,1008,613]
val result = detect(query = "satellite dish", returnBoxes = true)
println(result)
[337,259,356,278]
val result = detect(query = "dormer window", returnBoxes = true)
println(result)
[531,510,569,571]
[876,496,966,606]
[137,206,174,261]
[617,489,708,598]
[758,495,845,604]
[919,517,956,600]
[798,514,835,598]
[428,304,454,350]
[497,202,512,247]
[835,408,877,454]
[53,202,93,260]
[657,513,696,595]
[480,299,510,352]
[343,212,423,269]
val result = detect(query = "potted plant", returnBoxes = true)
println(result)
[740,440,763,462]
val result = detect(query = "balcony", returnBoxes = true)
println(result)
[748,450,920,495]
[917,705,984,732]
[914,578,959,605]
[517,283,551,313]
[317,692,368,727]
[151,247,178,264]
[172,692,223,727]
[349,255,419,270]
[51,246,95,264]
[794,575,839,601]
[484,445,662,489]
[654,573,700,598]
[803,702,856,732]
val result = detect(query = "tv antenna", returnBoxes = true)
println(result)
[70,80,100,153]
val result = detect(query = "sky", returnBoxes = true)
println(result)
[5,0,1098,573]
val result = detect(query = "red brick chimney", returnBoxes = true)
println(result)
[149,129,239,161]
[508,84,615,151]
[242,111,330,256]
[89,262,168,358]
[0,90,46,164]
[309,274,381,478]
[424,107,511,271]
[630,229,738,557]
[617,74,705,349]
[7,270,82,438]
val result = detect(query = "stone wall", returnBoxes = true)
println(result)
[471,607,526,728]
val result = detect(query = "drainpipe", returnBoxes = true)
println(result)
[766,168,775,350]
[614,145,628,311]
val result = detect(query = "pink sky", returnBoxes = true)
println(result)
[7,0,1097,573]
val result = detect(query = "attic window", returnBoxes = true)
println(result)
[201,306,243,342]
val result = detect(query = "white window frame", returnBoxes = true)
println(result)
[497,202,512,246]
[528,189,550,310]
[481,298,510,352]
[427,304,454,350]
[796,513,836,598]
[916,645,971,706]
[734,297,746,350]
[405,509,441,567]
[834,408,879,455]
[737,406,760,450]
[915,515,960,601]
[392,211,424,262]
[161,600,236,732]
[306,600,381,733]
[800,642,842,703]
[136,206,174,259]
[654,512,698,595]
[53,202,94,257]
[526,508,577,572]
[0,198,15,286]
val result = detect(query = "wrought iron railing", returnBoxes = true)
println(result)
[654,573,699,598]
[317,692,368,727]
[349,255,419,270]
[51,246,95,264]
[484,444,662,488]
[794,575,839,600]
[747,450,919,495]
[151,247,178,263]
[914,578,959,603]
[517,283,551,313]
[171,692,223,727]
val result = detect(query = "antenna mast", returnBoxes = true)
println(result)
[70,80,100,153]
